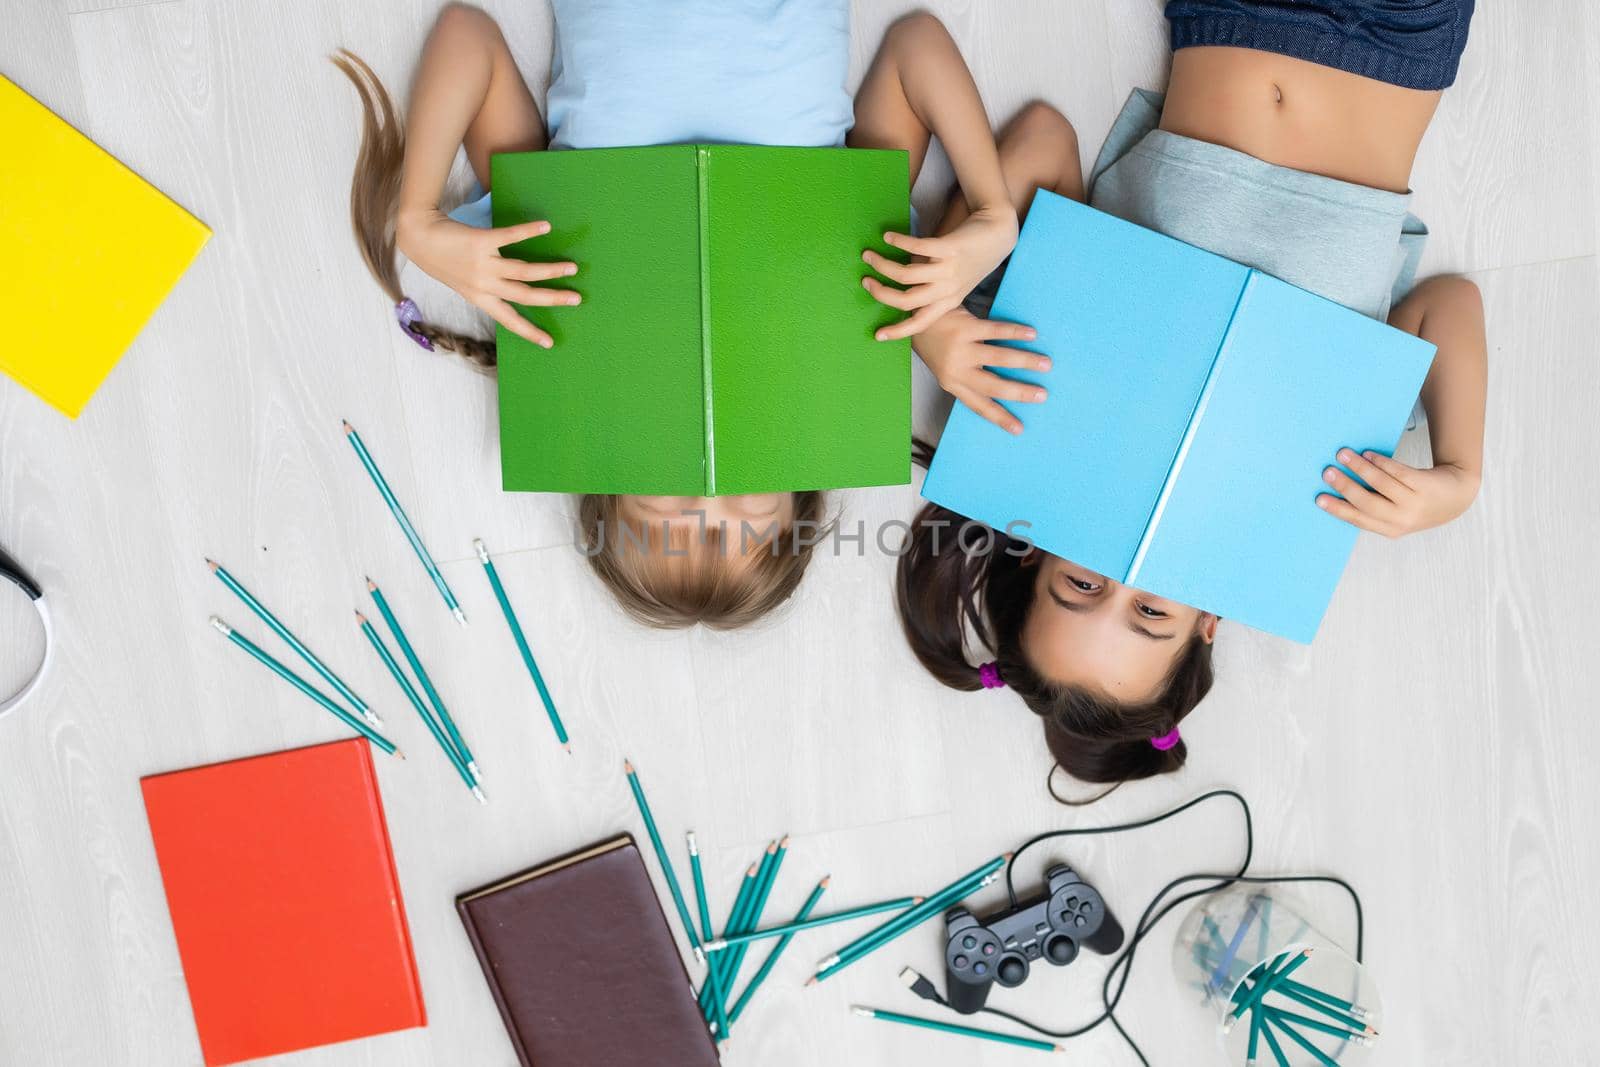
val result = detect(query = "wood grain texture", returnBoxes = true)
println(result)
[1,1,1597,1065]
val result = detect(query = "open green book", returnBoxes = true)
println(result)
[491,145,912,495]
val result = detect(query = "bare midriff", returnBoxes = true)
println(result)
[1159,47,1443,193]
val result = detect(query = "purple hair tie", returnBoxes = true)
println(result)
[394,297,434,351]
[978,661,1006,690]
[1150,727,1182,752]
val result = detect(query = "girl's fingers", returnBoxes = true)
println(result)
[881,231,940,257]
[492,219,553,246]
[861,275,923,312]
[1358,449,1418,488]
[957,388,1023,435]
[504,259,578,283]
[972,370,1048,404]
[861,249,933,286]
[1321,465,1388,511]
[1336,448,1406,498]
[875,301,952,341]
[494,280,581,307]
[1316,493,1394,536]
[479,296,553,349]
[976,320,1040,346]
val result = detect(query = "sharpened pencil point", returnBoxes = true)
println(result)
[778,834,791,849]
[805,976,818,987]
[342,419,354,434]
[205,558,219,572]
[354,610,367,625]
[624,759,635,774]
[563,742,573,755]
[365,577,377,591]
[912,896,925,904]
[748,864,761,877]
[765,841,778,856]
[819,875,832,888]
[393,749,406,761]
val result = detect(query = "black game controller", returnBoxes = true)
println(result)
[943,864,1124,1014]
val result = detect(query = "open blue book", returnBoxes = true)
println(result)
[922,193,1436,643]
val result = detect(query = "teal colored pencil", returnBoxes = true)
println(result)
[1262,1011,1341,1067]
[688,832,715,942]
[343,421,465,626]
[852,1007,1063,1054]
[729,877,828,1025]
[812,868,1001,984]
[1248,1000,1262,1065]
[721,838,787,1018]
[208,560,380,730]
[1257,1012,1292,1067]
[702,862,760,1018]
[1278,976,1375,1021]
[1262,1005,1374,1045]
[811,855,1008,983]
[368,578,479,781]
[682,832,731,1039]
[210,617,399,757]
[474,539,568,750]
[707,895,923,950]
[704,847,772,1020]
[712,840,778,1019]
[1264,985,1374,1035]
[357,611,482,802]
[622,761,701,954]
[1229,950,1311,1025]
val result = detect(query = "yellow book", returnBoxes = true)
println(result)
[0,75,210,418]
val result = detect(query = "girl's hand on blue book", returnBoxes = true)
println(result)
[862,206,1018,341]
[1316,449,1481,538]
[913,307,1048,435]
[396,210,579,349]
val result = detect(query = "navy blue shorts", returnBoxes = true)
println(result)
[1165,0,1475,90]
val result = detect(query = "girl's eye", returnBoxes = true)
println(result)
[1069,576,1100,592]
[1137,602,1168,619]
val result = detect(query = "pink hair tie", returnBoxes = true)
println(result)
[1150,727,1182,751]
[978,661,1006,690]
[394,297,434,351]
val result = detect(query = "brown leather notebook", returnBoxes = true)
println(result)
[457,835,720,1066]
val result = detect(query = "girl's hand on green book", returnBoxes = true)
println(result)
[863,206,1018,341]
[913,307,1048,435]
[1316,449,1482,538]
[396,210,579,349]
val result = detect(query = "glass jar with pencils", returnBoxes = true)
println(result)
[1172,888,1382,1066]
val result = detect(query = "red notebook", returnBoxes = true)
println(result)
[141,738,426,1065]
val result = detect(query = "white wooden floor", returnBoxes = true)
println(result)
[2,2,1598,1065]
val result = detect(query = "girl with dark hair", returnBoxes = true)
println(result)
[899,0,1485,789]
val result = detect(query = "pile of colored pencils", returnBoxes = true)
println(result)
[621,760,924,1045]
[809,853,1009,984]
[206,559,402,760]
[358,577,484,801]
[1224,949,1379,1066]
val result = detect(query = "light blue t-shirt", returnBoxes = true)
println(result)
[451,0,853,228]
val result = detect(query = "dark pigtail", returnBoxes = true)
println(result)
[331,49,497,372]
